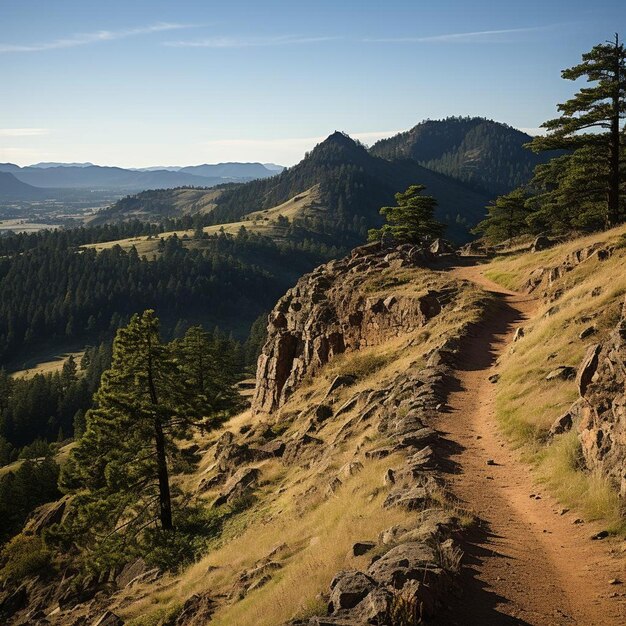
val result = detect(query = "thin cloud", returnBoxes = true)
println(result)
[164,35,337,49]
[364,25,559,44]
[0,128,50,137]
[0,23,192,53]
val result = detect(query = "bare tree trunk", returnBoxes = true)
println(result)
[608,33,622,228]
[147,332,173,530]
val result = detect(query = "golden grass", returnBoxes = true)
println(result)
[489,225,626,532]
[84,186,322,255]
[10,351,84,380]
[115,265,489,625]
[535,431,625,533]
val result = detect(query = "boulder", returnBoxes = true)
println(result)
[352,541,376,557]
[115,557,147,589]
[258,439,286,457]
[314,404,334,422]
[93,612,124,626]
[175,593,216,626]
[429,238,454,255]
[546,366,576,381]
[576,343,601,396]
[383,486,430,510]
[23,496,70,535]
[367,542,438,588]
[328,570,377,613]
[531,235,553,252]
[213,467,260,507]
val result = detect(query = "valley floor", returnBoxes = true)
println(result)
[435,262,625,626]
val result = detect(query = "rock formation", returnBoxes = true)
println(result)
[575,298,626,497]
[252,243,443,414]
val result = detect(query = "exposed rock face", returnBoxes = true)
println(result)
[575,299,626,497]
[252,244,443,414]
[524,242,611,294]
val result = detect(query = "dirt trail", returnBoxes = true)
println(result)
[435,261,625,626]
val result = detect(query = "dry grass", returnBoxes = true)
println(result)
[10,351,84,380]
[84,187,322,255]
[488,225,626,532]
[115,265,488,625]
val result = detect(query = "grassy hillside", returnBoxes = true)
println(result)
[93,131,492,244]
[107,263,487,626]
[484,225,626,531]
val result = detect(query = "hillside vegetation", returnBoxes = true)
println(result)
[486,225,626,531]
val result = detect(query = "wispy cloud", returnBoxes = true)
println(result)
[0,22,191,53]
[364,25,558,44]
[164,34,336,49]
[0,128,50,137]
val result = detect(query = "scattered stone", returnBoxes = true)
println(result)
[175,593,216,626]
[383,468,396,486]
[559,508,569,515]
[352,541,376,557]
[314,404,334,422]
[488,373,500,384]
[609,578,622,585]
[579,326,597,340]
[531,235,554,252]
[339,461,364,479]
[513,327,525,342]
[573,518,584,524]
[328,570,376,612]
[545,366,576,381]
[93,612,124,626]
[591,530,609,540]
[486,459,496,466]
[212,467,260,507]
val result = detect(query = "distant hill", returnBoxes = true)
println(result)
[30,162,94,168]
[99,131,491,243]
[0,162,282,199]
[0,172,48,200]
[370,117,555,196]
[178,162,281,179]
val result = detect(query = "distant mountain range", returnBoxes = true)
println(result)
[0,162,283,200]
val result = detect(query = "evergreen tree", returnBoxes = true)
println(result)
[59,310,202,550]
[367,185,445,244]
[472,188,532,242]
[529,34,626,228]
[175,326,240,418]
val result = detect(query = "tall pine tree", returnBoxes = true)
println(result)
[529,34,626,228]
[59,310,202,553]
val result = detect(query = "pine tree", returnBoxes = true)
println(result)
[472,188,532,242]
[59,310,199,549]
[367,185,445,244]
[175,326,240,417]
[529,34,626,228]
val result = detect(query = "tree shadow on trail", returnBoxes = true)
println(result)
[434,520,534,626]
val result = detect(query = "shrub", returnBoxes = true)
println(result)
[0,534,52,582]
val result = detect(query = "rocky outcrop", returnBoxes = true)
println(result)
[524,242,612,295]
[252,244,444,414]
[574,298,626,497]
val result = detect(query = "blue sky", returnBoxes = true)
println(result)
[1,0,624,167]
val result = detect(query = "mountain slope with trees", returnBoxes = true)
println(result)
[370,117,557,196]
[98,131,492,243]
